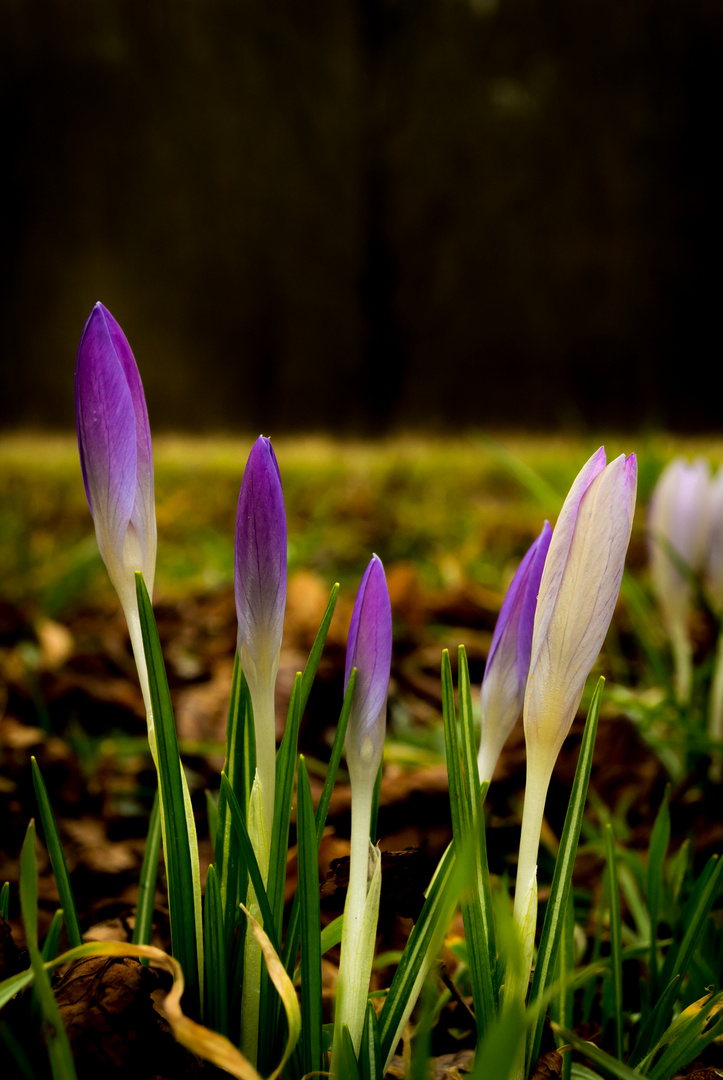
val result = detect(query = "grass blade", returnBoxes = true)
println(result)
[647,785,671,1004]
[646,990,723,1080]
[378,840,462,1070]
[628,976,681,1070]
[299,582,340,712]
[203,865,228,1036]
[297,757,323,1079]
[20,820,77,1080]
[41,909,64,962]
[549,887,575,1080]
[440,648,496,1034]
[527,678,603,1071]
[219,772,279,954]
[241,903,301,1080]
[0,882,8,921]
[269,672,303,935]
[215,654,253,969]
[135,571,201,1014]
[552,1023,643,1080]
[133,788,161,953]
[31,757,82,948]
[281,669,356,975]
[469,998,527,1080]
[358,1001,383,1080]
[604,824,624,1063]
[659,853,723,1001]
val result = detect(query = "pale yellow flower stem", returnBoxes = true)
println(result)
[240,777,270,1067]
[332,776,378,1068]
[509,756,551,1080]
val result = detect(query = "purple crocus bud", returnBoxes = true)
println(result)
[75,302,156,617]
[647,457,709,702]
[333,554,392,1063]
[344,554,393,788]
[234,436,287,837]
[477,521,552,784]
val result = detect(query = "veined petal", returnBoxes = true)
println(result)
[486,521,553,689]
[345,555,392,776]
[525,451,637,766]
[478,522,551,780]
[234,436,287,682]
[529,447,607,674]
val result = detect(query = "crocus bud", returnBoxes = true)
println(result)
[513,448,636,993]
[344,554,393,791]
[333,554,391,1066]
[524,449,637,781]
[647,457,709,702]
[477,522,552,785]
[75,302,156,619]
[234,435,287,839]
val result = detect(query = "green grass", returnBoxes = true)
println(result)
[3,430,722,617]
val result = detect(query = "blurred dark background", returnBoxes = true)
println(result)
[1,0,719,436]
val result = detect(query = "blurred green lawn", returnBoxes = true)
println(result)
[2,432,722,618]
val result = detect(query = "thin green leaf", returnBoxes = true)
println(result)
[628,976,681,1070]
[469,998,526,1080]
[132,789,161,955]
[551,1024,643,1080]
[0,882,9,922]
[457,647,497,1018]
[549,888,575,1080]
[647,991,723,1080]
[215,654,253,974]
[41,910,64,962]
[20,821,77,1080]
[527,678,603,1071]
[203,865,228,1036]
[441,649,496,1034]
[358,1001,383,1080]
[659,853,723,998]
[258,673,304,1075]
[0,968,34,1009]
[297,756,323,1080]
[336,1025,361,1080]
[31,757,82,949]
[219,772,280,955]
[282,669,356,975]
[378,840,463,1071]
[604,824,624,1062]
[299,582,340,712]
[647,785,671,1002]
[135,572,201,1014]
[269,672,303,935]
[321,915,343,956]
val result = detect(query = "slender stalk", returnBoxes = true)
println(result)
[332,776,378,1066]
[240,775,271,1066]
